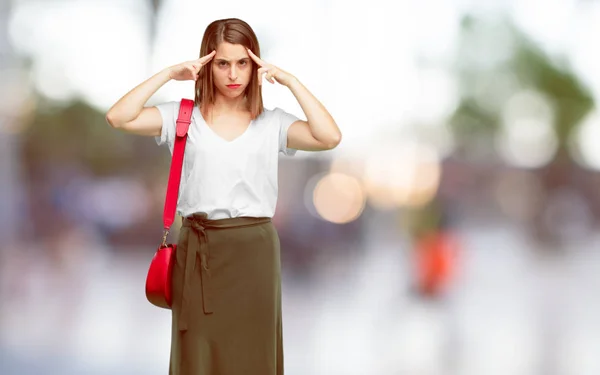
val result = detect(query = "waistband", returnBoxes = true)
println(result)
[182,212,272,229]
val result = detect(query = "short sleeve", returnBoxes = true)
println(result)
[154,101,179,149]
[275,107,300,156]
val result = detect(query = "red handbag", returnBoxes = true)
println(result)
[145,98,194,309]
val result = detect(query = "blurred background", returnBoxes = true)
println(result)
[2,0,600,374]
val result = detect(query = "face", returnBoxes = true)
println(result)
[211,42,253,99]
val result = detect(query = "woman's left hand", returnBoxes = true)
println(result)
[247,49,297,87]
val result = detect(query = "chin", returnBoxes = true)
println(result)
[218,86,246,98]
[224,91,243,99]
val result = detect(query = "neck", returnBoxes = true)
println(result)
[211,92,248,114]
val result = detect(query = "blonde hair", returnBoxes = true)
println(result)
[195,18,263,120]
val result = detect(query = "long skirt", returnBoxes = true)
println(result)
[168,212,284,375]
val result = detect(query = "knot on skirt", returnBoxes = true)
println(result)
[179,213,213,332]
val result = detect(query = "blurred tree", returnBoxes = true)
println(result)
[16,0,175,248]
[20,99,163,177]
[512,39,594,147]
[450,15,594,157]
[446,15,595,248]
[21,0,170,178]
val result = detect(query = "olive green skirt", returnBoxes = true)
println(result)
[169,212,283,375]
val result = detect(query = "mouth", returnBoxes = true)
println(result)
[226,84,242,89]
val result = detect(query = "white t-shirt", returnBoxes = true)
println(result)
[155,101,299,220]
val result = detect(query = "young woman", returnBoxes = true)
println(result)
[106,17,340,375]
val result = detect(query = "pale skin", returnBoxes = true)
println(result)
[105,42,341,151]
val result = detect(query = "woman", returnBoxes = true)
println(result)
[106,18,341,375]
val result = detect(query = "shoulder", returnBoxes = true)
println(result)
[153,101,188,147]
[257,107,278,120]
[257,107,297,123]
[155,101,181,116]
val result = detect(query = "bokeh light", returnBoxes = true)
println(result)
[312,172,366,224]
[495,90,558,168]
[569,110,600,170]
[362,140,441,209]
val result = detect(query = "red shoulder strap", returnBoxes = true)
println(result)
[163,98,194,231]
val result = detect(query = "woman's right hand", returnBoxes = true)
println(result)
[168,50,216,81]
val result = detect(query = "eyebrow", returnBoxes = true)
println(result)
[214,57,250,62]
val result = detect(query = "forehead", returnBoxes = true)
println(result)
[214,42,249,59]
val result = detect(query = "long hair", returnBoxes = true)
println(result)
[195,18,263,120]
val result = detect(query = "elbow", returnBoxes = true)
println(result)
[325,132,342,150]
[105,111,122,129]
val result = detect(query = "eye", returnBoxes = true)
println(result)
[239,60,248,66]
[218,61,228,67]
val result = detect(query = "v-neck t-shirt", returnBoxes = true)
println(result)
[155,101,299,220]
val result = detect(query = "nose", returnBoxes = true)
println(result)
[228,66,237,81]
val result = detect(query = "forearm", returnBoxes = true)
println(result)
[106,68,172,126]
[286,78,341,145]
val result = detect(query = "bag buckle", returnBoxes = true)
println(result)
[161,229,170,248]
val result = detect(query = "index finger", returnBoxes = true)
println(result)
[198,50,216,64]
[247,49,265,66]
